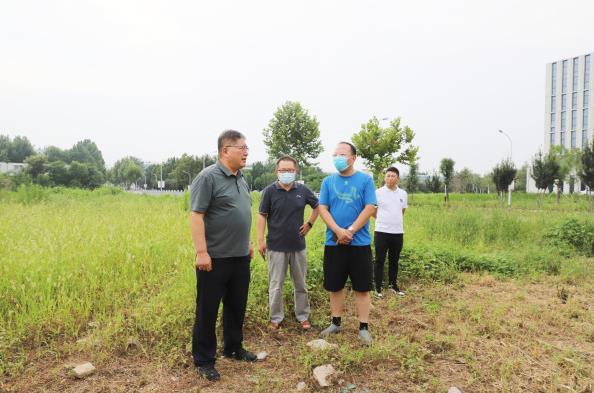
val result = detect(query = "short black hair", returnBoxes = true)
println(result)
[338,141,357,155]
[275,155,298,169]
[385,166,400,176]
[217,130,245,154]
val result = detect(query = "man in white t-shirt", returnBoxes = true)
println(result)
[373,166,408,297]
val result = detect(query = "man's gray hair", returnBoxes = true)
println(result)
[217,130,245,154]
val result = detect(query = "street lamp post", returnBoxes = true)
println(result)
[498,129,513,207]
[498,129,513,160]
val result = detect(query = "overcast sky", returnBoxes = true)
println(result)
[1,0,593,174]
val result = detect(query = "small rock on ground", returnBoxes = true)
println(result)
[306,339,338,351]
[71,362,96,379]
[313,364,336,387]
[296,381,307,391]
[448,388,463,393]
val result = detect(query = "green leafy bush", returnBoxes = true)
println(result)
[544,218,594,256]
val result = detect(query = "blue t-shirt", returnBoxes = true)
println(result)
[319,171,377,246]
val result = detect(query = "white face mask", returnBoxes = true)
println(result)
[278,172,296,185]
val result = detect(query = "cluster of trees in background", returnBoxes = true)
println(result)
[1,136,106,188]
[2,100,594,197]
[531,144,594,204]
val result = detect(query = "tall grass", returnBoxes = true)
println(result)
[0,189,591,375]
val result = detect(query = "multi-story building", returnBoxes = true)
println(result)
[528,52,593,193]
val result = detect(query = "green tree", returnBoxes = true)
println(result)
[7,136,35,163]
[0,135,9,162]
[453,167,478,193]
[110,157,143,188]
[404,162,419,200]
[531,150,560,207]
[425,171,442,193]
[24,154,48,181]
[170,154,203,189]
[68,161,90,188]
[514,164,528,192]
[245,160,276,191]
[44,146,68,163]
[579,139,594,208]
[68,139,106,172]
[548,146,582,202]
[351,116,418,186]
[302,165,327,193]
[47,161,70,186]
[439,158,455,202]
[263,101,323,176]
[253,172,277,191]
[86,165,105,189]
[491,159,517,207]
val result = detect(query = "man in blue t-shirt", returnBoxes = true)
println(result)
[318,141,377,345]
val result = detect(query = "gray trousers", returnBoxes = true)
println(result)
[267,249,310,323]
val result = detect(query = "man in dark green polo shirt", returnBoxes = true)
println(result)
[189,129,256,381]
[257,156,319,331]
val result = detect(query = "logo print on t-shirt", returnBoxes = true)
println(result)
[332,177,359,204]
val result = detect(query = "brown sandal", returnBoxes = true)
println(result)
[269,322,280,330]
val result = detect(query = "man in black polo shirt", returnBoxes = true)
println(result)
[189,129,256,381]
[257,156,319,330]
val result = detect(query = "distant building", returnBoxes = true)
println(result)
[527,52,592,193]
[0,162,27,175]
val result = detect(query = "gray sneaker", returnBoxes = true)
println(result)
[358,329,373,346]
[319,323,341,338]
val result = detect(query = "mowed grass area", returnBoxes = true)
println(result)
[1,187,593,391]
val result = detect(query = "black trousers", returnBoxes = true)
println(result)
[374,232,403,292]
[192,256,251,367]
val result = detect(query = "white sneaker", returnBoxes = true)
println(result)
[374,291,383,299]
[389,286,405,296]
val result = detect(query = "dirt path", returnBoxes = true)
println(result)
[2,274,593,393]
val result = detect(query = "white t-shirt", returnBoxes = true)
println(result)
[375,186,408,234]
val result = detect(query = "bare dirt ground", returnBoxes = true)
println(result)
[2,274,593,393]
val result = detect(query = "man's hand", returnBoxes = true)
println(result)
[335,228,353,245]
[299,223,312,237]
[258,239,267,259]
[195,251,212,272]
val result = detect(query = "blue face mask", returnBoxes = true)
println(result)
[333,156,349,172]
[278,172,296,185]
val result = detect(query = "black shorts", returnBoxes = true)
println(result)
[323,245,373,292]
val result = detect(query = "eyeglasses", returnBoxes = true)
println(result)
[225,145,250,151]
[277,169,296,173]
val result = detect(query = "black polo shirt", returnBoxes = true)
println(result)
[259,181,319,252]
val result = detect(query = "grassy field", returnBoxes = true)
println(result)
[1,186,593,392]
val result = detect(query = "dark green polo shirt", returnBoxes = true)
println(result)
[190,161,252,258]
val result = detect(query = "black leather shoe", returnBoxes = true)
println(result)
[197,365,220,381]
[224,347,257,362]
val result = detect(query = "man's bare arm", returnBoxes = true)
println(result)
[190,211,212,271]
[349,205,377,232]
[257,213,267,257]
